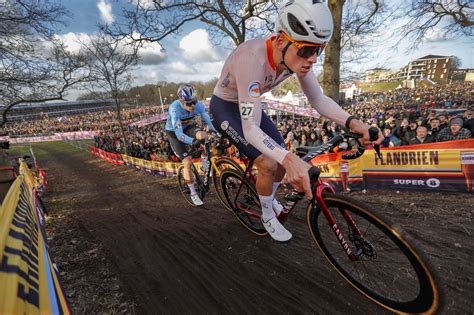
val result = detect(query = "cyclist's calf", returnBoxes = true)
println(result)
[182,156,195,183]
[254,155,285,195]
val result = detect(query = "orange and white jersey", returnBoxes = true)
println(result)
[213,36,292,104]
[212,35,351,164]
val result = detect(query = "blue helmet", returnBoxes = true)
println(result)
[177,84,196,103]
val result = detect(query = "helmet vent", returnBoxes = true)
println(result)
[314,32,327,39]
[287,13,308,36]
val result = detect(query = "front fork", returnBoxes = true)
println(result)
[313,182,366,262]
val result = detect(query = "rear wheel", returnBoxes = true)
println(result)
[220,168,267,235]
[212,157,244,212]
[307,193,438,313]
[177,165,205,206]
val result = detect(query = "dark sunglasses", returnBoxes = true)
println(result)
[280,32,326,59]
[184,100,197,107]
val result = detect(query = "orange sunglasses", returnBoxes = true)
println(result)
[280,32,326,58]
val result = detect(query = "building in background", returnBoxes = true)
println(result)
[451,68,474,81]
[363,68,394,83]
[362,55,454,84]
[410,55,453,83]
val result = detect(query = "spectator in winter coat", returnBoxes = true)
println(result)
[408,126,434,145]
[437,117,472,142]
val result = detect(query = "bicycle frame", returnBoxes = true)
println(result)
[193,141,214,194]
[231,145,367,262]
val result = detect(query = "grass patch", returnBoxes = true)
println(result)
[2,141,86,167]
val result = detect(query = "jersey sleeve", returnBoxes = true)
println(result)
[170,104,194,144]
[196,102,216,131]
[297,73,350,127]
[234,52,289,165]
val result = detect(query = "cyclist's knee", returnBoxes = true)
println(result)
[196,131,206,140]
[182,156,193,167]
[255,155,277,175]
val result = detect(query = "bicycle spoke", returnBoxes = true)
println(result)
[308,194,437,313]
[221,169,265,234]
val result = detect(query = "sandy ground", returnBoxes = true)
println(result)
[26,142,473,314]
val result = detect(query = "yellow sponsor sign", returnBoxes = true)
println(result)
[362,149,461,171]
[1,162,70,314]
[312,159,362,178]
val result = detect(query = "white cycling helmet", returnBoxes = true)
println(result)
[275,0,333,44]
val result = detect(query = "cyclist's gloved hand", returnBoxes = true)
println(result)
[192,138,205,149]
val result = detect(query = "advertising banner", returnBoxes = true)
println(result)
[0,162,70,314]
[361,142,474,192]
[129,113,168,128]
[265,101,321,118]
[0,131,100,143]
[308,139,474,193]
[91,139,474,193]
[308,153,363,192]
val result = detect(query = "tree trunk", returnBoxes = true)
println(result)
[114,96,129,155]
[322,0,344,104]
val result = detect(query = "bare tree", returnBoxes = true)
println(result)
[81,32,140,154]
[0,0,91,127]
[110,0,386,103]
[452,55,462,69]
[322,0,385,102]
[398,0,473,47]
[108,0,279,46]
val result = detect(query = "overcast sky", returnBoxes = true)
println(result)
[58,0,473,100]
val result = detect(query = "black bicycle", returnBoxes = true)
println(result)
[177,133,243,208]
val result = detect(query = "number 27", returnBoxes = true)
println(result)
[241,106,253,116]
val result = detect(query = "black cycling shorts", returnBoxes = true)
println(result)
[166,125,198,160]
[209,95,284,161]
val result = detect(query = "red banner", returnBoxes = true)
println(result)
[88,147,124,165]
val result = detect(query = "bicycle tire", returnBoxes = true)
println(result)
[177,165,205,206]
[307,193,438,313]
[212,157,244,212]
[220,168,267,235]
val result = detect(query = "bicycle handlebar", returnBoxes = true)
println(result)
[300,126,381,163]
[301,126,381,193]
[341,127,381,160]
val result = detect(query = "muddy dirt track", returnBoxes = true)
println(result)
[29,142,473,314]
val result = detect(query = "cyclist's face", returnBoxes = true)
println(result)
[278,36,318,76]
[181,98,196,112]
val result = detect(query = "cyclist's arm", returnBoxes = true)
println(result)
[297,73,350,126]
[170,108,194,144]
[298,74,383,144]
[235,55,289,165]
[196,102,217,132]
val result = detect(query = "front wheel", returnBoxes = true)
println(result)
[307,193,438,314]
[220,168,267,235]
[211,157,244,212]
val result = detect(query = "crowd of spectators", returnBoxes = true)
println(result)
[1,106,163,137]
[341,81,473,147]
[5,82,474,161]
[94,123,174,161]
